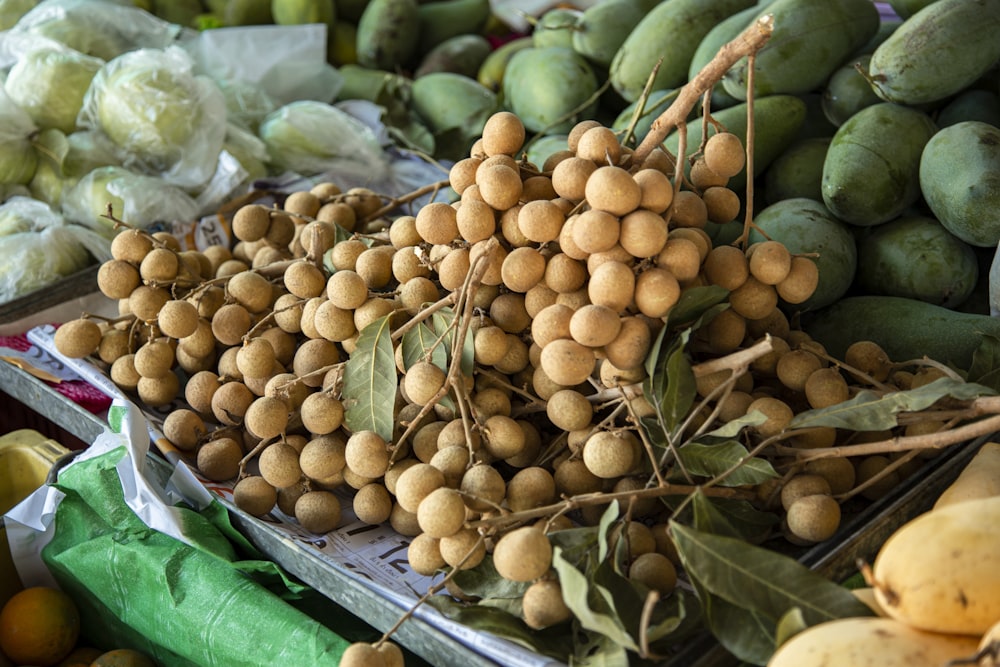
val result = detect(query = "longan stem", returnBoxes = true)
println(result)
[631,14,775,166]
[362,179,451,224]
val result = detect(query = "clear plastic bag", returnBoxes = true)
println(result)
[77,45,228,190]
[4,45,104,134]
[0,86,39,186]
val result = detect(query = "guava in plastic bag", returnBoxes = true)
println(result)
[258,99,389,184]
[0,196,112,302]
[79,45,228,189]
[29,128,120,208]
[61,165,200,237]
[217,78,278,134]
[4,46,104,134]
[0,86,39,185]
[4,0,187,63]
[0,0,38,30]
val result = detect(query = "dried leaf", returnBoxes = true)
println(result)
[678,440,778,487]
[342,314,397,442]
[789,376,996,431]
[968,334,1000,391]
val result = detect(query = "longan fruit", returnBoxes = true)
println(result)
[323,269,367,311]
[702,185,741,224]
[585,165,641,216]
[522,579,572,629]
[402,360,446,407]
[429,445,469,489]
[570,208,619,255]
[845,340,892,383]
[477,163,522,210]
[297,391,344,436]
[669,189,708,228]
[460,463,505,512]
[97,327,131,365]
[728,276,778,320]
[481,110,525,156]
[855,455,900,500]
[700,307,746,355]
[134,339,175,379]
[233,476,277,517]
[776,348,824,392]
[210,303,251,347]
[355,245,396,289]
[545,388,593,432]
[493,525,552,582]
[574,125,619,165]
[416,487,466,538]
[435,246,470,292]
[501,246,547,293]
[468,238,506,286]
[540,338,595,386]
[129,284,170,321]
[283,189,322,218]
[295,490,341,534]
[232,204,271,242]
[292,338,340,387]
[776,256,820,304]
[162,408,206,451]
[182,370,219,417]
[407,532,447,576]
[525,284,558,318]
[54,318,102,359]
[386,215,420,250]
[583,430,638,479]
[566,119,603,151]
[588,260,635,313]
[344,430,390,479]
[630,167,674,214]
[197,436,243,481]
[569,304,621,347]
[456,198,497,243]
[353,482,393,525]
[449,155,482,194]
[544,252,587,294]
[473,325,511,366]
[553,457,603,497]
[244,395,289,439]
[804,457,856,495]
[411,201,457,245]
[111,228,153,263]
[139,247,179,283]
[634,267,681,318]
[482,414,525,460]
[236,337,276,379]
[488,291,530,333]
[780,473,833,511]
[398,276,440,315]
[551,156,597,202]
[154,299,199,340]
[747,240,792,286]
[628,552,678,595]
[703,131,746,178]
[604,316,652,371]
[655,238,701,284]
[439,527,486,569]
[137,369,180,407]
[786,494,841,543]
[298,433,347,482]
[472,387,512,420]
[690,157,728,190]
[257,442,302,488]
[97,259,140,299]
[521,174,557,201]
[747,396,793,439]
[280,261,323,300]
[313,300,357,343]
[211,380,254,426]
[804,366,850,409]
[619,209,669,258]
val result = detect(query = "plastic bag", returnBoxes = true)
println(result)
[28,128,121,209]
[0,196,111,302]
[0,86,38,186]
[77,45,228,190]
[4,45,103,134]
[61,165,200,236]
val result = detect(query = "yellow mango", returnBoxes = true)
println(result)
[767,617,979,667]
[934,441,1000,510]
[871,495,1000,635]
[979,616,1000,665]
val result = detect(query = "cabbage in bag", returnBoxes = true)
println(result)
[79,45,228,190]
[4,46,103,133]
[0,86,38,185]
[29,128,120,208]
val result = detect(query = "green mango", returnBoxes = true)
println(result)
[417,0,492,56]
[415,34,492,79]
[337,0,371,22]
[821,102,937,227]
[822,54,882,127]
[151,0,205,26]
[886,0,936,19]
[919,121,1000,248]
[855,215,979,308]
[411,72,498,159]
[857,13,903,55]
[271,0,334,24]
[570,0,647,69]
[477,36,533,92]
[663,94,807,193]
[335,64,411,102]
[502,46,599,134]
[522,134,569,170]
[355,0,420,70]
[801,295,1000,371]
[869,0,1000,105]
[935,90,1000,130]
[532,7,582,50]
[224,0,274,24]
[722,0,879,101]
[612,89,680,146]
[748,197,857,311]
[610,0,756,103]
[763,136,830,205]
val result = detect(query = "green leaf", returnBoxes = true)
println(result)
[664,285,730,331]
[789,376,996,431]
[551,546,639,651]
[700,592,777,665]
[548,525,601,565]
[453,555,529,602]
[775,607,808,647]
[702,411,768,439]
[657,337,697,434]
[400,322,447,371]
[670,521,874,630]
[572,631,631,667]
[593,557,646,641]
[691,489,743,538]
[342,315,397,442]
[596,500,621,563]
[968,334,1000,391]
[430,307,474,378]
[677,440,779,487]
[696,495,780,545]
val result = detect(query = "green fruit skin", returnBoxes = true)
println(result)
[502,47,598,134]
[570,0,646,68]
[822,54,881,127]
[748,198,857,311]
[355,0,421,70]
[533,8,583,50]
[802,295,1000,371]
[270,0,334,24]
[935,90,1000,130]
[415,34,492,79]
[477,36,533,92]
[612,89,679,145]
[763,136,831,205]
[417,0,492,56]
[411,72,498,143]
[821,102,937,227]
[886,0,939,20]
[919,121,1000,248]
[334,64,411,102]
[663,94,807,194]
[869,0,1000,105]
[610,0,756,103]
[855,215,979,309]
[224,0,274,25]
[723,0,879,101]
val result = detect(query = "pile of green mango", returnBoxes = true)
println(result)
[138,0,1000,368]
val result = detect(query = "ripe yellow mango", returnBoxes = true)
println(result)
[871,495,1000,635]
[767,617,979,667]
[934,442,1000,510]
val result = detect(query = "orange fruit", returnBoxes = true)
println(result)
[59,646,104,666]
[0,586,80,666]
[90,648,157,667]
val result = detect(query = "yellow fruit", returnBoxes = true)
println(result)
[933,441,1000,510]
[0,586,80,667]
